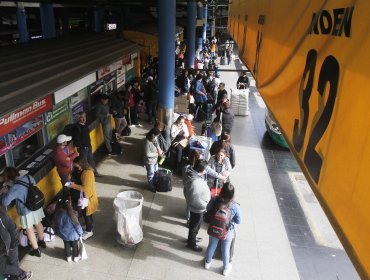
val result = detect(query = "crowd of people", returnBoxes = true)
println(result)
[0,35,248,279]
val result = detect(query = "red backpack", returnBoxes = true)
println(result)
[207,205,231,240]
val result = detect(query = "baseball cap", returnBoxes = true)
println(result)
[57,134,72,144]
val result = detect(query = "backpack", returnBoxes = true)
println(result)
[207,205,231,240]
[121,125,131,136]
[16,175,45,211]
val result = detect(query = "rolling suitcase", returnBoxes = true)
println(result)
[220,56,226,65]
[156,169,173,192]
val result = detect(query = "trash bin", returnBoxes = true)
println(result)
[113,191,144,246]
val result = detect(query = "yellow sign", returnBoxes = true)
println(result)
[229,1,370,278]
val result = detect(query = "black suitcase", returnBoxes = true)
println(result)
[156,169,172,192]
[221,56,226,65]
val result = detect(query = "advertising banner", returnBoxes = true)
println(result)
[229,0,369,277]
[8,116,43,147]
[0,95,52,137]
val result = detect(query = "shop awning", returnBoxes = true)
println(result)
[0,34,140,118]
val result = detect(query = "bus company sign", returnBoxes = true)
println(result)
[0,95,53,137]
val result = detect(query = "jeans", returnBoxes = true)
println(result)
[0,249,24,277]
[77,147,97,173]
[145,163,158,190]
[187,211,203,246]
[205,229,234,269]
[114,117,127,135]
[82,208,93,232]
[102,120,112,153]
[63,240,79,258]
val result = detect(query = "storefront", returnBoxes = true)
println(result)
[0,34,140,218]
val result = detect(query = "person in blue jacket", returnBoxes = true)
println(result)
[204,182,241,276]
[55,199,83,262]
[1,167,46,258]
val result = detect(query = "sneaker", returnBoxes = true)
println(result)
[29,249,41,257]
[129,124,136,127]
[21,271,33,280]
[73,257,80,262]
[82,231,93,240]
[66,256,72,262]
[222,264,232,276]
[137,124,143,128]
[94,172,103,177]
[205,260,212,269]
[186,244,203,252]
[38,239,46,249]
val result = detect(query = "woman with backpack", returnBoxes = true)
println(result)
[55,199,83,262]
[204,182,241,276]
[1,167,46,257]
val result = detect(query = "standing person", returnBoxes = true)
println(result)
[1,167,45,257]
[217,99,235,134]
[55,199,83,262]
[68,156,99,240]
[0,207,32,280]
[95,94,115,156]
[209,132,236,168]
[73,111,102,177]
[110,90,127,141]
[143,76,158,124]
[236,71,250,89]
[204,182,241,276]
[183,159,211,252]
[131,80,143,127]
[193,74,208,122]
[226,47,232,65]
[207,149,232,189]
[212,83,228,116]
[53,134,79,197]
[143,128,163,193]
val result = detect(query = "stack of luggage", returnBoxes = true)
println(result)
[230,88,249,116]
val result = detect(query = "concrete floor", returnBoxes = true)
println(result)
[18,53,359,280]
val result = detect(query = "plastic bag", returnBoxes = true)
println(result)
[117,212,143,245]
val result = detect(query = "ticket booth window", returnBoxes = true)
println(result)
[12,131,44,167]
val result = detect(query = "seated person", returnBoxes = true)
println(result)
[169,116,190,174]
[170,115,189,142]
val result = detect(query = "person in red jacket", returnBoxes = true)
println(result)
[184,114,196,138]
[53,134,79,187]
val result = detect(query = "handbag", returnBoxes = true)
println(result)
[77,187,89,210]
[79,238,88,260]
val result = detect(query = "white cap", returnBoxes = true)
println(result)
[147,76,153,81]
[186,114,194,121]
[57,134,72,144]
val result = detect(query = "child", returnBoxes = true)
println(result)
[55,199,83,262]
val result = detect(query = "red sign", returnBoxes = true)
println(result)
[0,95,52,136]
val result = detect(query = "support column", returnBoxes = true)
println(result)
[196,3,203,50]
[40,3,56,39]
[16,6,29,43]
[211,5,216,37]
[158,0,176,142]
[94,7,104,33]
[185,0,196,68]
[203,4,208,41]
